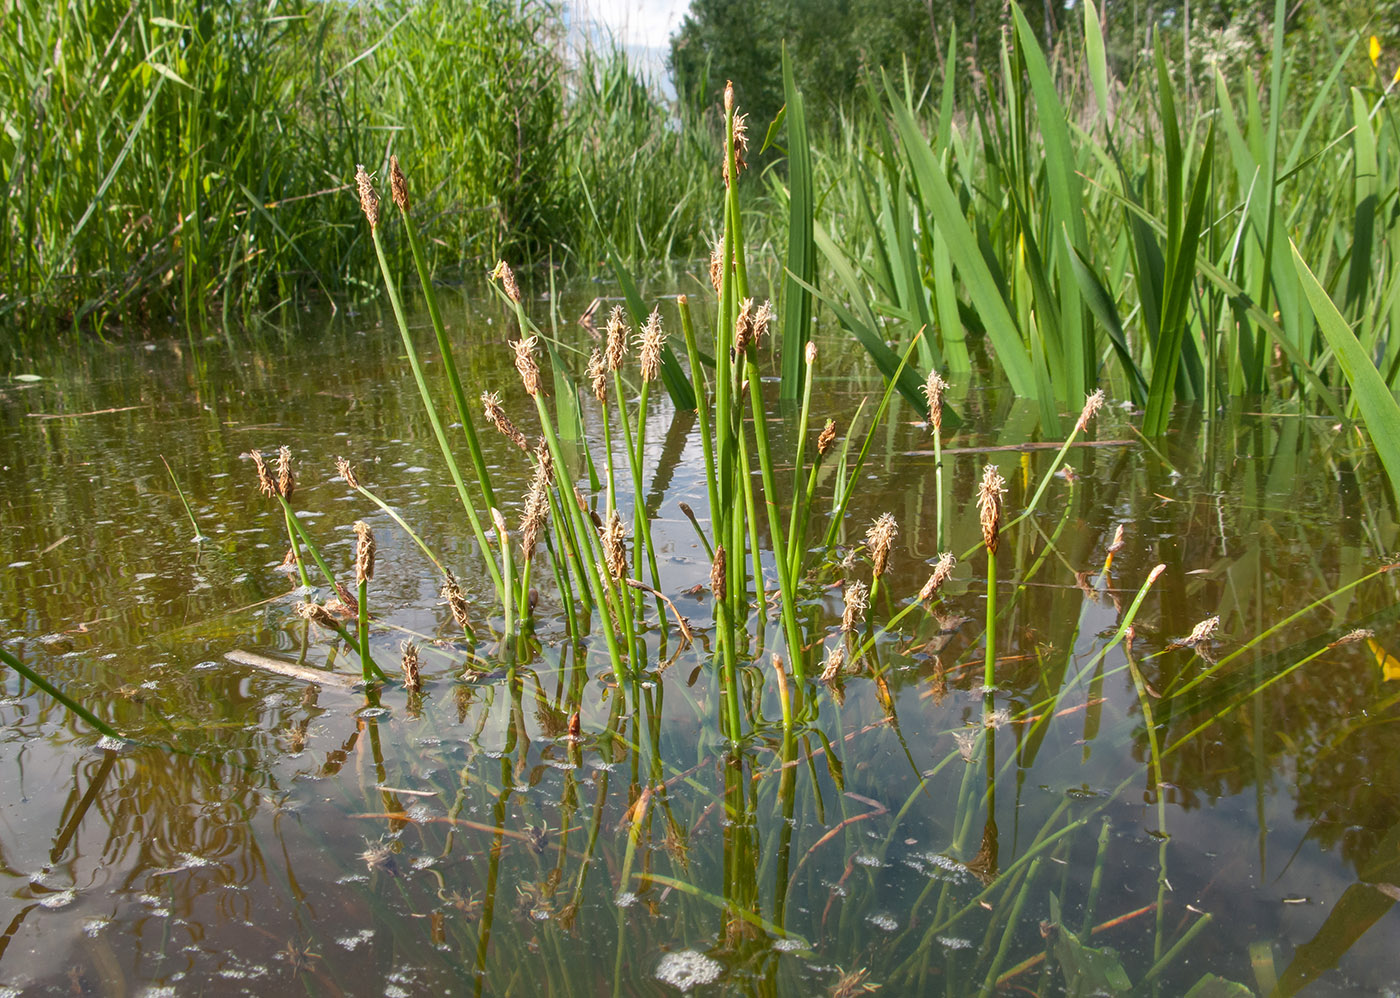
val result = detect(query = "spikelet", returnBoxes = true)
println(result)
[335,456,360,491]
[866,513,898,579]
[601,510,627,580]
[977,464,1007,555]
[752,300,773,344]
[481,391,528,451]
[354,164,380,230]
[1074,388,1106,434]
[805,340,817,365]
[1332,628,1374,647]
[710,545,727,603]
[924,370,949,434]
[520,459,551,557]
[586,348,608,403]
[953,728,977,763]
[440,572,472,632]
[840,580,868,633]
[389,155,410,214]
[276,445,295,500]
[919,552,957,602]
[639,307,665,383]
[734,298,755,352]
[820,644,846,682]
[490,260,521,304]
[1174,615,1220,649]
[511,336,541,397]
[709,238,725,293]
[251,450,276,498]
[817,418,837,457]
[295,601,339,629]
[605,306,629,371]
[400,641,422,693]
[354,520,375,584]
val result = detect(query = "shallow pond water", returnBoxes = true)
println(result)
[3,292,1400,997]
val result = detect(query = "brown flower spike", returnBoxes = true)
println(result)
[866,513,898,579]
[978,464,1007,555]
[354,520,375,584]
[354,165,380,230]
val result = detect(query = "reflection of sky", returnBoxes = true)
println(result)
[566,0,689,89]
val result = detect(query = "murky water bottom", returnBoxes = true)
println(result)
[3,300,1400,996]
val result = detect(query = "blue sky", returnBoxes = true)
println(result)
[569,0,689,85]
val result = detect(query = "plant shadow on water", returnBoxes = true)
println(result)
[6,111,1400,998]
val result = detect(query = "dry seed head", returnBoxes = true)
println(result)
[586,348,608,403]
[709,238,726,293]
[820,645,845,682]
[710,545,727,603]
[481,391,529,451]
[335,456,360,491]
[491,261,521,303]
[1333,628,1375,647]
[295,601,339,629]
[734,298,755,352]
[510,336,541,397]
[840,580,869,633]
[805,340,817,365]
[276,445,295,501]
[639,307,665,383]
[919,551,957,602]
[866,513,898,579]
[954,728,977,763]
[389,154,410,214]
[605,306,629,371]
[817,419,837,457]
[924,370,949,434]
[354,164,381,229]
[440,573,472,632]
[354,520,376,584]
[251,450,276,498]
[1106,524,1126,555]
[977,464,1007,555]
[400,640,421,693]
[1075,389,1106,434]
[1179,615,1220,648]
[520,461,550,557]
[601,510,627,580]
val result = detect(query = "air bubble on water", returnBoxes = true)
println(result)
[655,950,722,992]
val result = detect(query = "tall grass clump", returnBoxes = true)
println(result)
[0,0,717,335]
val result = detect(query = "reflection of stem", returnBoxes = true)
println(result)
[50,750,118,863]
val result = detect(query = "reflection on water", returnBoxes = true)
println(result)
[3,296,1400,996]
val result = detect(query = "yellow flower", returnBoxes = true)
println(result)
[1370,34,1381,66]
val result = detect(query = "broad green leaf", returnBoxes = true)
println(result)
[1292,241,1400,494]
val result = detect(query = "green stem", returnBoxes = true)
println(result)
[368,226,504,602]
[0,646,123,741]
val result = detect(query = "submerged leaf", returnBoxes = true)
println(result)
[1182,973,1255,997]
[1051,922,1133,997]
